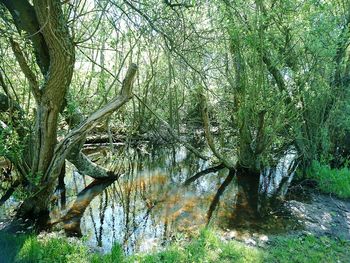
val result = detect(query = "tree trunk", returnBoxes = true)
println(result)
[232,167,261,224]
[15,185,54,228]
[15,63,137,225]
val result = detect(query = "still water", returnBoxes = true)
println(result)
[61,144,234,254]
[0,143,297,255]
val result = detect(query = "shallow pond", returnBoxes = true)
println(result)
[0,143,299,255]
[59,144,235,254]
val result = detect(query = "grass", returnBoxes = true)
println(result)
[0,232,90,263]
[123,230,265,263]
[1,229,350,263]
[306,161,350,198]
[267,234,350,263]
[15,235,90,263]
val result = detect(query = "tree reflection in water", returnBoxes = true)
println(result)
[54,144,295,254]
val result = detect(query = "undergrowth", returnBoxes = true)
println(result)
[306,161,350,198]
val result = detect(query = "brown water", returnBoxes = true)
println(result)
[59,144,234,254]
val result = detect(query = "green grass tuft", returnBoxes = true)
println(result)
[266,234,350,263]
[92,243,125,263]
[126,229,265,263]
[15,236,90,263]
[306,161,350,198]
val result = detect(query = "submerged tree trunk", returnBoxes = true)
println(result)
[232,167,261,224]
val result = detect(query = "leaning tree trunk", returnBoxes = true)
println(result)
[1,0,137,226]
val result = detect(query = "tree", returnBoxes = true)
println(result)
[0,0,137,225]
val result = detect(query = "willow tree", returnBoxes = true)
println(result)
[0,0,137,224]
[191,0,350,221]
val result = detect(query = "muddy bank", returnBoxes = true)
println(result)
[221,192,350,247]
[285,193,350,240]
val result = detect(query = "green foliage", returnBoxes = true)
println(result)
[0,126,23,160]
[306,161,350,198]
[66,98,79,117]
[16,236,90,263]
[26,172,43,187]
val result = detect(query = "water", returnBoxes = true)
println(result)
[61,144,232,254]
[0,143,298,254]
[260,148,298,198]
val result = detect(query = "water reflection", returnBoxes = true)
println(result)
[0,143,301,252]
[260,149,298,199]
[62,145,231,254]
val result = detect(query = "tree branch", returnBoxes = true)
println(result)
[200,92,235,169]
[163,0,194,9]
[0,0,50,75]
[63,106,114,179]
[45,63,138,182]
[9,38,41,101]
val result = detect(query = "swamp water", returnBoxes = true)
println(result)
[58,145,234,254]
[0,144,299,255]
